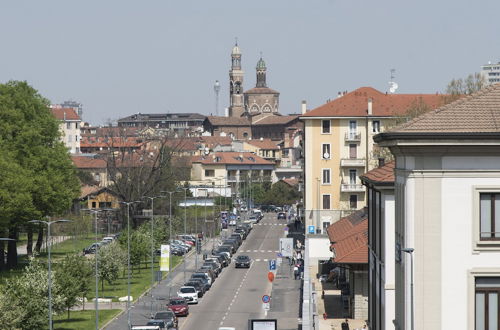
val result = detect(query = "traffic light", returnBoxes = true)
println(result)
[196,239,202,254]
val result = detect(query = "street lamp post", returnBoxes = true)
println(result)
[28,219,71,330]
[194,194,198,269]
[161,190,178,299]
[143,195,165,317]
[180,186,190,283]
[120,201,141,330]
[402,248,415,330]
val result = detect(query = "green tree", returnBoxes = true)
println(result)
[0,81,80,266]
[97,241,126,290]
[57,253,93,318]
[0,257,64,329]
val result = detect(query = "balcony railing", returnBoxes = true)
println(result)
[340,158,366,167]
[345,132,361,142]
[341,184,365,193]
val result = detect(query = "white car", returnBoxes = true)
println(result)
[177,286,199,304]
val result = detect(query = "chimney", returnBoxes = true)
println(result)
[301,100,307,114]
[378,157,385,167]
[337,92,342,98]
[368,98,373,115]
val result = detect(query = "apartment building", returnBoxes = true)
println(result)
[51,107,81,153]
[375,83,500,330]
[360,161,396,330]
[481,61,500,85]
[300,87,444,233]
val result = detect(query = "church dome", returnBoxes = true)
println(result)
[256,57,266,70]
[232,44,241,55]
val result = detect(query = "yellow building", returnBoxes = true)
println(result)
[300,87,445,232]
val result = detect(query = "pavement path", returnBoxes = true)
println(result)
[16,235,71,256]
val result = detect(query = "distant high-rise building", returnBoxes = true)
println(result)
[481,61,500,85]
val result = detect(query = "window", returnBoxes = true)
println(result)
[67,134,72,143]
[66,122,71,129]
[205,169,215,177]
[349,120,357,137]
[75,135,79,142]
[99,202,112,208]
[372,120,380,133]
[75,122,79,129]
[322,120,331,134]
[480,193,500,240]
[322,195,331,210]
[349,169,357,184]
[350,195,357,209]
[349,144,357,159]
[322,169,331,184]
[91,201,97,208]
[475,277,500,330]
[322,144,331,159]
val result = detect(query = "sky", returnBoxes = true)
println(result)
[1,0,499,125]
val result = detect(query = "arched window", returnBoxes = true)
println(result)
[243,132,249,139]
[250,105,259,112]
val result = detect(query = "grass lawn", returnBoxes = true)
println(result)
[53,309,120,330]
[87,255,182,302]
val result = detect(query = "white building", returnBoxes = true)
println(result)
[361,161,396,330]
[375,84,500,330]
[481,62,500,85]
[51,107,81,154]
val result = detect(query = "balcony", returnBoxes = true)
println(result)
[340,158,366,167]
[344,132,361,142]
[341,184,365,193]
[226,176,238,182]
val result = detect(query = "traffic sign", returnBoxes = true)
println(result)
[276,252,282,258]
[269,259,276,271]
[284,227,289,231]
[308,225,315,234]
[262,295,270,303]
[262,302,270,310]
[267,272,275,282]
[279,237,294,257]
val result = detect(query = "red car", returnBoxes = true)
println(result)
[167,297,189,316]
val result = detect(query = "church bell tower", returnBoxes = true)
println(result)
[228,41,245,117]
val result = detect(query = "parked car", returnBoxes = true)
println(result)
[229,234,242,245]
[188,276,211,292]
[210,254,227,267]
[167,297,189,316]
[234,228,247,239]
[197,268,216,283]
[214,245,233,257]
[153,310,178,329]
[214,252,231,265]
[205,258,222,273]
[145,319,166,329]
[223,239,238,253]
[277,212,287,220]
[202,262,220,276]
[83,242,101,255]
[184,280,206,297]
[234,255,252,268]
[177,286,199,304]
[191,272,212,286]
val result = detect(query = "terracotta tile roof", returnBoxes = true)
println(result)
[360,161,395,185]
[199,136,233,147]
[164,138,199,151]
[205,116,251,126]
[244,87,279,95]
[281,178,299,187]
[326,208,368,264]
[388,83,500,133]
[79,185,101,199]
[252,115,299,125]
[301,87,446,118]
[72,156,107,169]
[51,108,80,121]
[191,152,274,165]
[80,136,143,148]
[246,138,280,150]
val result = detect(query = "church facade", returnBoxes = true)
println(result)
[228,43,280,119]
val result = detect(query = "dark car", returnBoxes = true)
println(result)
[222,240,238,253]
[197,267,216,282]
[202,262,220,276]
[229,234,242,245]
[215,245,233,256]
[145,319,166,329]
[185,280,206,297]
[234,228,247,239]
[211,253,228,267]
[167,297,189,317]
[277,212,286,220]
[188,276,211,292]
[83,242,101,255]
[235,255,252,268]
[153,310,177,329]
[191,272,212,287]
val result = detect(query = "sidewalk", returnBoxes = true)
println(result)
[310,263,367,330]
[267,258,302,330]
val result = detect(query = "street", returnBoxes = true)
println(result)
[104,213,300,330]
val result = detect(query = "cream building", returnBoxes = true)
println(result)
[51,106,81,154]
[376,83,500,330]
[300,87,444,233]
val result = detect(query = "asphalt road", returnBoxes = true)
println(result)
[105,213,297,330]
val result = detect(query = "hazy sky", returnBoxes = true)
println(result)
[1,1,499,125]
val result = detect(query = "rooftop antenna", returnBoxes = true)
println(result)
[388,68,398,94]
[214,80,221,116]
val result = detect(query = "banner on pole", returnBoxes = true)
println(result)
[160,244,170,271]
